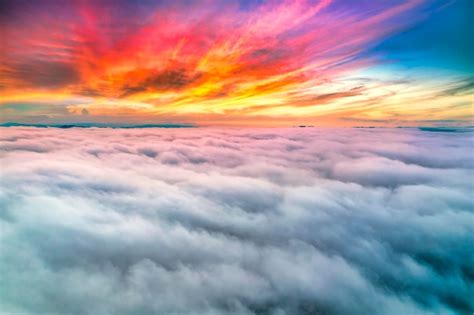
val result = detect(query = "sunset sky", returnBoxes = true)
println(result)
[1,2,474,314]
[1,0,472,126]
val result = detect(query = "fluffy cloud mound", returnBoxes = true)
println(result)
[0,127,473,315]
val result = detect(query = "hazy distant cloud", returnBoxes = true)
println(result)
[0,127,473,315]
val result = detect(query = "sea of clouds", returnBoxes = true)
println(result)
[0,127,473,315]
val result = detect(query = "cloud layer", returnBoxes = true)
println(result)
[0,127,473,314]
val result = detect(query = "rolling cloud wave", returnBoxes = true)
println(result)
[0,127,473,314]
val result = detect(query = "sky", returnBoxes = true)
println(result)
[1,127,473,314]
[0,0,473,126]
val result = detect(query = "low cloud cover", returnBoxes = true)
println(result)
[0,127,473,314]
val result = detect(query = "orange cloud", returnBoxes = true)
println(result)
[2,0,470,126]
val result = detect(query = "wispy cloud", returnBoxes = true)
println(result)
[3,0,460,125]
